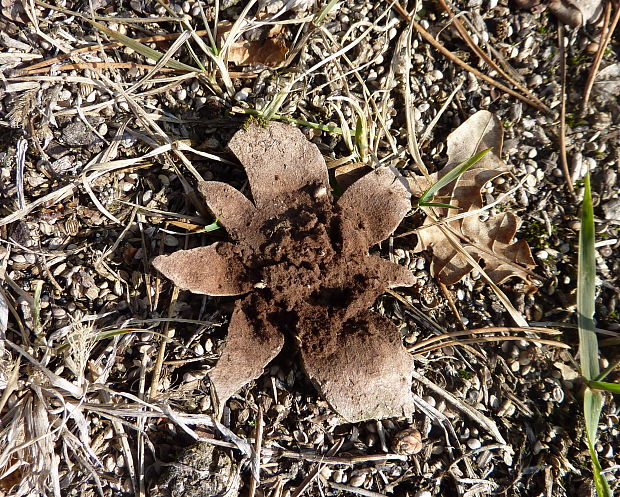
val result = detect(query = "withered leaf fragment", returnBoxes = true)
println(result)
[153,122,416,422]
[408,111,535,286]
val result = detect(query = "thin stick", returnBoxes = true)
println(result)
[582,2,619,116]
[248,407,264,497]
[437,0,542,108]
[149,286,179,399]
[439,282,464,330]
[326,481,388,497]
[557,23,576,198]
[391,3,550,113]
[290,439,344,497]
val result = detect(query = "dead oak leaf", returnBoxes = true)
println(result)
[218,21,290,68]
[153,122,416,422]
[408,110,536,286]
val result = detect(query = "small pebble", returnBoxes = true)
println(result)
[333,469,346,483]
[391,428,423,455]
[234,88,251,102]
[52,307,66,318]
[466,438,482,450]
[349,474,366,488]
[320,467,332,480]
[164,235,179,247]
[430,69,443,81]
[104,455,115,472]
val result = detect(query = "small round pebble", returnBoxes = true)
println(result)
[234,88,251,102]
[467,438,482,450]
[391,428,423,455]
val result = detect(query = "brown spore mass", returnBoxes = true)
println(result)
[236,183,391,360]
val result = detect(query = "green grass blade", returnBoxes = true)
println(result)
[417,202,460,209]
[241,109,349,135]
[596,359,620,382]
[578,172,599,381]
[202,220,220,232]
[584,388,612,497]
[87,20,201,73]
[417,149,491,206]
[579,173,611,497]
[588,380,620,394]
[313,0,339,25]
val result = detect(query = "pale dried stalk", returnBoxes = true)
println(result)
[149,286,179,400]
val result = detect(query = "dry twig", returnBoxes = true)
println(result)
[581,1,620,115]
[557,24,576,198]
[391,3,550,113]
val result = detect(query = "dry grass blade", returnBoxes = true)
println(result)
[4,340,83,397]
[247,407,264,497]
[413,336,570,355]
[408,326,565,352]
[87,20,200,73]
[148,286,179,400]
[0,184,76,228]
[411,369,506,445]
[403,19,428,175]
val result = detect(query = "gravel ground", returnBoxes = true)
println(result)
[0,1,619,496]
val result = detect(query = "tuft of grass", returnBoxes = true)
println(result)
[577,172,614,497]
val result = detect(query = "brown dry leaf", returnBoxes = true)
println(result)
[153,122,416,422]
[219,22,290,68]
[408,110,536,286]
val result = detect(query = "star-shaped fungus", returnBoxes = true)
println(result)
[153,122,416,422]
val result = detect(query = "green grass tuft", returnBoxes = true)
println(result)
[578,172,613,497]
